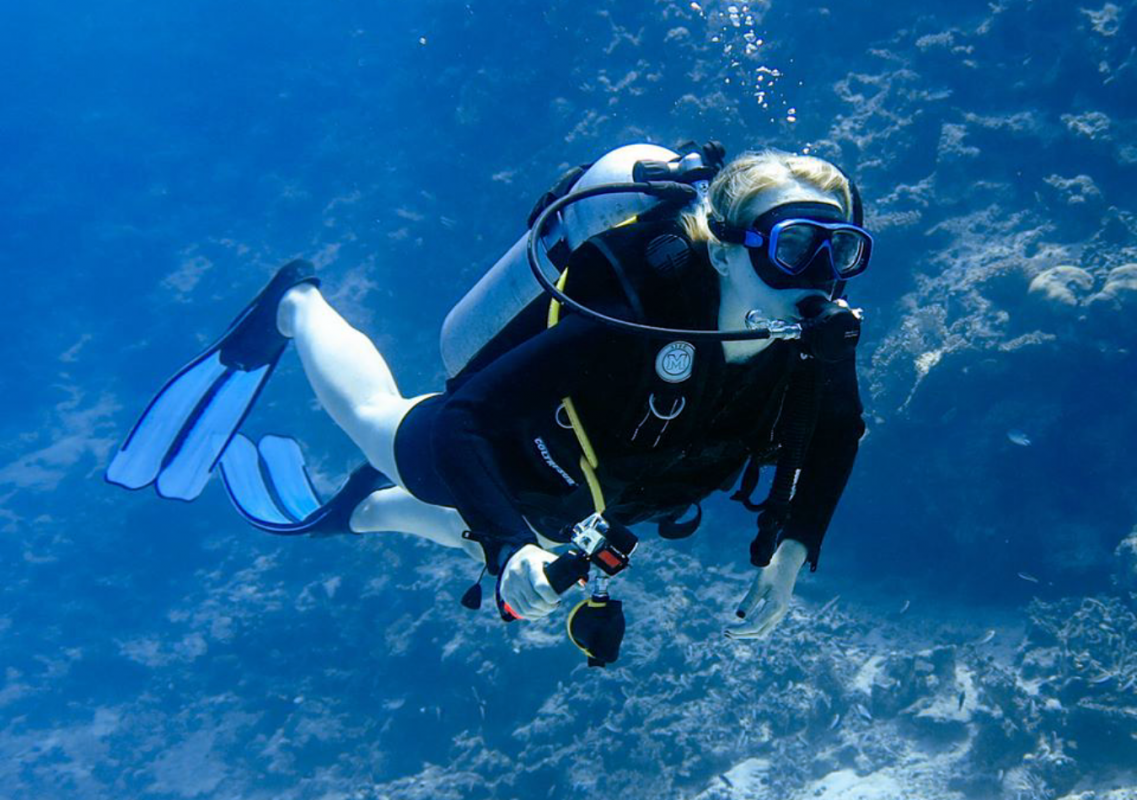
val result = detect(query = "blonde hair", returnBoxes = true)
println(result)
[680,149,854,242]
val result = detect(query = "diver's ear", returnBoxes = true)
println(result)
[707,240,731,277]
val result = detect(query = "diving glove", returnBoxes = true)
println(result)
[726,538,807,639]
[496,544,561,621]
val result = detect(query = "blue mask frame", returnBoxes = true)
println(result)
[709,213,874,281]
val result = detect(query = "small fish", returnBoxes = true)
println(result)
[958,691,966,710]
[689,1,703,11]
[1017,572,1040,583]
[974,629,996,646]
[1007,430,1032,446]
[899,600,911,615]
[854,703,873,722]
[829,713,841,730]
[1089,673,1114,685]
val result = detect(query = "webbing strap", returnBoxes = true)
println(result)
[548,269,606,513]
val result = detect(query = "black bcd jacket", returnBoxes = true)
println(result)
[396,219,865,571]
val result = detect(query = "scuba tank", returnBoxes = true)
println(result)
[440,143,712,378]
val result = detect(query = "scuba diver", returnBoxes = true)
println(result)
[106,143,870,666]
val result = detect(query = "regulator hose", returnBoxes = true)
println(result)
[526,181,784,342]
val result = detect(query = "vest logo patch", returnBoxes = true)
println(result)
[655,341,695,383]
[534,437,576,487]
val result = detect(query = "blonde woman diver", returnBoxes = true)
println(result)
[108,145,871,646]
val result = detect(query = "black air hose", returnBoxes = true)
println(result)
[750,356,822,567]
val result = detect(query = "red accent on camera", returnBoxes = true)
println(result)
[598,550,622,569]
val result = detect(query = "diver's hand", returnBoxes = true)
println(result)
[497,544,561,621]
[725,539,807,639]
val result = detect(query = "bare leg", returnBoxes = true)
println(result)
[275,284,478,555]
[350,486,482,560]
[276,283,429,486]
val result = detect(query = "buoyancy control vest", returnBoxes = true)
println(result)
[440,141,864,556]
[544,219,825,540]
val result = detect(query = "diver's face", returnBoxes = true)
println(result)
[719,243,827,322]
[719,181,848,320]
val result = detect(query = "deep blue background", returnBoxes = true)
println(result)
[2,0,1135,797]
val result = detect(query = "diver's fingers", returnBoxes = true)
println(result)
[500,574,532,619]
[527,559,562,606]
[736,577,772,619]
[725,597,786,640]
[521,575,560,619]
[511,581,556,619]
[724,620,760,639]
[499,545,560,620]
[752,603,788,638]
[525,592,558,619]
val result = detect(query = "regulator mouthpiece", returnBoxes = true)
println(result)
[745,311,802,340]
[797,296,863,362]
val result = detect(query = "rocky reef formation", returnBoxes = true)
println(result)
[348,549,1137,799]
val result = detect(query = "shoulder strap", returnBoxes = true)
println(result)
[527,163,591,228]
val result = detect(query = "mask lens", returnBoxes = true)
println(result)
[831,230,866,275]
[772,223,821,273]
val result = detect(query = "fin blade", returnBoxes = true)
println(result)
[257,435,322,520]
[105,352,228,492]
[220,436,392,536]
[156,365,271,501]
[218,435,299,528]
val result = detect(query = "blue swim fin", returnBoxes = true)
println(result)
[105,260,319,501]
[218,434,392,535]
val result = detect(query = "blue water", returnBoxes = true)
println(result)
[2,1,1136,798]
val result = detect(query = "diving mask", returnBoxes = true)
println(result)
[709,202,873,289]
